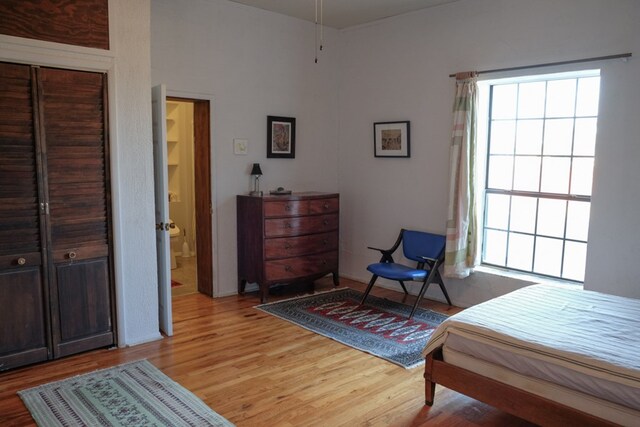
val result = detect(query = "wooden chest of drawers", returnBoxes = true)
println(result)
[237,192,339,302]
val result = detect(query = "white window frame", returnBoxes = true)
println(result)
[476,69,600,283]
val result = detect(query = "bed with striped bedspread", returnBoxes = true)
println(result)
[422,283,640,423]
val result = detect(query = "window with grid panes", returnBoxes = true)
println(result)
[482,71,600,282]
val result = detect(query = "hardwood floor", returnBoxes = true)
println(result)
[0,278,534,426]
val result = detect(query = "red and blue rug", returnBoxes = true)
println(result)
[256,288,448,369]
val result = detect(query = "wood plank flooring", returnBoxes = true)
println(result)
[0,278,534,426]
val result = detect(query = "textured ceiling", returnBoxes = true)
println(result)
[227,0,461,29]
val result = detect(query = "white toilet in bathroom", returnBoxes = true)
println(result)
[169,219,181,269]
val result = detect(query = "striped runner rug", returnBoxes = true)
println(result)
[18,360,234,427]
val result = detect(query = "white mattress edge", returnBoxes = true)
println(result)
[443,346,640,426]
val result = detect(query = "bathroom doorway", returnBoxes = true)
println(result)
[166,97,213,297]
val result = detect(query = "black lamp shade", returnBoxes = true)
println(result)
[251,163,263,176]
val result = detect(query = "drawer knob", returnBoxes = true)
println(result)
[68,251,77,260]
[285,205,291,211]
[323,203,329,209]
[323,220,329,226]
[322,259,327,265]
[284,265,292,272]
[323,239,328,245]
[285,243,292,249]
[17,257,26,266]
[285,222,292,228]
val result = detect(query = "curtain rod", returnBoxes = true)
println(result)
[449,52,632,78]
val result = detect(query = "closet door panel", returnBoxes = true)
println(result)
[37,67,114,357]
[0,268,48,370]
[0,62,48,370]
[55,259,112,357]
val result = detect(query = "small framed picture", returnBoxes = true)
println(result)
[267,116,296,159]
[374,121,410,158]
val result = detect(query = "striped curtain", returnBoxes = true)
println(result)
[444,73,479,278]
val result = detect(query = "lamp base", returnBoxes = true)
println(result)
[249,191,263,197]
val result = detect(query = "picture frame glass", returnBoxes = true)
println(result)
[271,121,291,154]
[374,121,410,157]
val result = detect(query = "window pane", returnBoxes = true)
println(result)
[487,156,513,190]
[516,120,543,154]
[543,118,574,155]
[570,158,594,196]
[513,156,541,192]
[517,81,546,118]
[492,84,518,119]
[507,232,534,271]
[489,120,516,154]
[537,198,566,238]
[509,196,537,233]
[534,237,563,276]
[546,79,576,117]
[540,157,570,194]
[573,118,597,156]
[484,229,507,266]
[576,77,600,117]
[566,201,590,241]
[515,119,543,155]
[485,193,510,230]
[563,241,587,281]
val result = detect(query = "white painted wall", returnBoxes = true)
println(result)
[337,0,640,305]
[102,0,160,346]
[150,0,340,296]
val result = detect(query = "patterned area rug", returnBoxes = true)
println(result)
[256,288,448,369]
[18,360,234,427]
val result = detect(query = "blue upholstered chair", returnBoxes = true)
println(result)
[360,229,451,318]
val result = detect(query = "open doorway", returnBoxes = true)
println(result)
[166,97,213,298]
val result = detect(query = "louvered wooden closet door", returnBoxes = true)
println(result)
[37,67,114,358]
[0,63,49,370]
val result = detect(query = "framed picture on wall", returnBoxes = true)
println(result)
[374,121,410,158]
[267,116,296,158]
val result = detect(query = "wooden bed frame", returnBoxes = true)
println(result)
[424,347,617,426]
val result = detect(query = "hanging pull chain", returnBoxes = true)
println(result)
[314,0,324,63]
[319,0,323,51]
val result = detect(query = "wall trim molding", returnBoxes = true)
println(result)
[0,35,114,71]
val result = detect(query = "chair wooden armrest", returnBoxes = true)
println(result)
[367,246,392,254]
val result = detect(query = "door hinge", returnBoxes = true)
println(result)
[40,202,49,215]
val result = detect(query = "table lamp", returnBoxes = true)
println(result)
[250,163,263,196]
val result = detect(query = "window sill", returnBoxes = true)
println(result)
[474,265,583,289]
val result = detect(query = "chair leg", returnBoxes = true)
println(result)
[435,271,452,306]
[360,274,378,305]
[398,280,408,294]
[410,278,432,319]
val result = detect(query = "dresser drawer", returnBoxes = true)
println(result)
[264,200,308,217]
[264,232,338,259]
[265,251,338,282]
[309,197,339,214]
[265,213,338,238]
